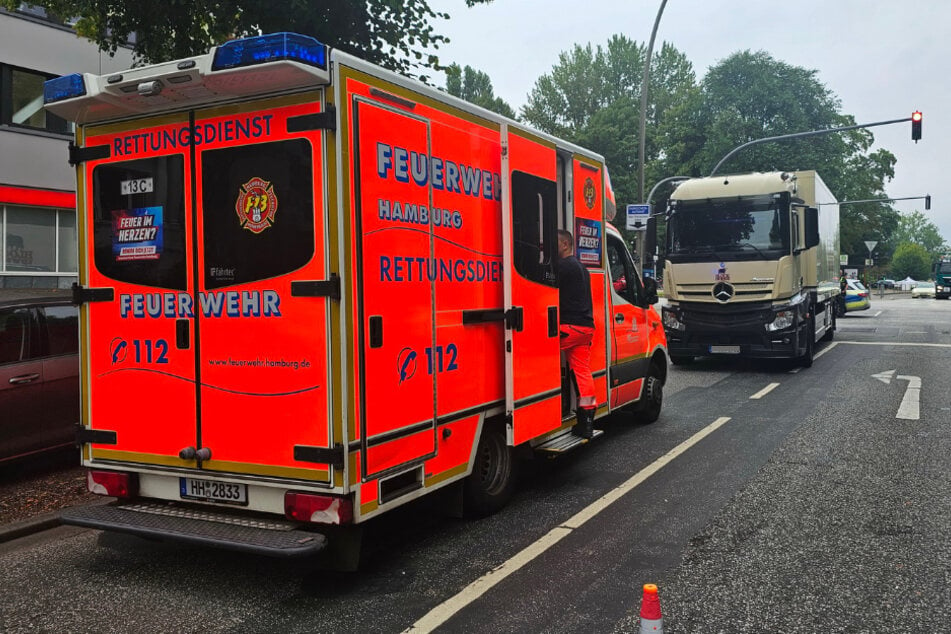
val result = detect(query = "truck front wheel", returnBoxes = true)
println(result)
[464,423,517,517]
[798,317,815,368]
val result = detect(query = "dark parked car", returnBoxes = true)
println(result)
[871,278,896,289]
[0,296,79,464]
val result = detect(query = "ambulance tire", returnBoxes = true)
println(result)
[634,363,664,424]
[464,424,517,517]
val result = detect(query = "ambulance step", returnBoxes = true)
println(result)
[60,501,326,558]
[535,429,604,454]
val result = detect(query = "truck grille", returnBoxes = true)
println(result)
[676,282,773,302]
[679,302,773,331]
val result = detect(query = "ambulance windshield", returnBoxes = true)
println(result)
[667,194,790,263]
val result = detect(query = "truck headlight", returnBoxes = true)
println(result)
[767,309,795,331]
[937,285,944,292]
[662,307,684,331]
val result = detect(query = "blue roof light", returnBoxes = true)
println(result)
[212,32,328,71]
[44,73,87,104]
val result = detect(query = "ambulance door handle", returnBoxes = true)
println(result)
[369,316,383,348]
[176,319,190,349]
[548,307,558,337]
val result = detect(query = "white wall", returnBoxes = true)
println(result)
[0,10,135,192]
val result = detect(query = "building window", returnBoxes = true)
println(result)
[6,205,55,272]
[1,65,70,134]
[1,204,78,288]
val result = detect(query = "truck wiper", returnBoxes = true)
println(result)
[734,241,768,259]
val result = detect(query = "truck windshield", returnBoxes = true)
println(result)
[937,262,951,275]
[667,195,789,262]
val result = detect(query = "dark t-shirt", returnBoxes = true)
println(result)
[558,254,594,328]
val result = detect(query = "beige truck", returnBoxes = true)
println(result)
[661,170,840,367]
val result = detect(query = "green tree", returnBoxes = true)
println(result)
[444,64,516,119]
[520,36,696,211]
[889,242,932,280]
[1,0,491,80]
[892,210,949,261]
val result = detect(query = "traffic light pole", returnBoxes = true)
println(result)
[709,116,913,177]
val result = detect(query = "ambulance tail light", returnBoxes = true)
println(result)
[285,492,353,525]
[212,32,328,71]
[43,73,87,104]
[87,470,138,498]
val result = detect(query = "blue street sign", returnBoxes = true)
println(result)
[626,204,651,231]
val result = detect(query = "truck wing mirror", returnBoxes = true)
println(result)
[805,207,819,249]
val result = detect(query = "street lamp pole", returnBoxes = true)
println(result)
[637,0,669,204]
[636,0,669,274]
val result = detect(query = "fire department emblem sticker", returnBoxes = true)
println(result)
[236,177,278,234]
[583,177,596,209]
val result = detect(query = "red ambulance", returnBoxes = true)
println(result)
[44,32,668,562]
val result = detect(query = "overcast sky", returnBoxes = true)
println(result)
[430,0,948,246]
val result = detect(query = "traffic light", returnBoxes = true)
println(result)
[925,194,931,210]
[911,111,922,142]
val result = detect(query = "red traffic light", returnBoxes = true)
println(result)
[911,111,922,142]
[912,111,922,122]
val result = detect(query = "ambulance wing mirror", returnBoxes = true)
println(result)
[642,276,659,305]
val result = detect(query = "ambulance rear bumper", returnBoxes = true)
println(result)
[61,500,327,558]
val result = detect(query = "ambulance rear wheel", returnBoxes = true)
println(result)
[464,424,517,517]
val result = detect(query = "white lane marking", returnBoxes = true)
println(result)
[404,417,733,633]
[873,311,883,317]
[896,375,921,420]
[838,341,951,348]
[750,383,780,399]
[814,341,838,359]
[787,367,802,374]
[904,331,928,334]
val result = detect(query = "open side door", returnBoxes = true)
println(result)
[500,125,562,445]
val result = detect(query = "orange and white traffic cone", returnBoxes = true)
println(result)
[639,583,664,634]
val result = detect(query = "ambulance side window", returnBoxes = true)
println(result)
[92,156,187,290]
[511,170,558,287]
[607,234,643,306]
[201,139,314,289]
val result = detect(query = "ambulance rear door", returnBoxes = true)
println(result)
[82,113,199,467]
[193,93,335,482]
[80,93,336,482]
[501,125,563,444]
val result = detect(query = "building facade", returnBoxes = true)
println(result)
[1,6,133,290]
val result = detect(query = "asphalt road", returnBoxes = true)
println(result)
[1,295,948,633]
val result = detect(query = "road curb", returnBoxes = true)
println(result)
[0,498,113,544]
[0,511,62,543]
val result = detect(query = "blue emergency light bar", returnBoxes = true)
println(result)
[212,32,328,71]
[43,73,87,104]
